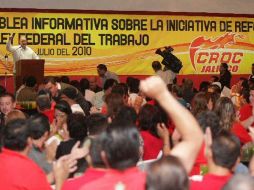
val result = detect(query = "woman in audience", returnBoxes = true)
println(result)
[104,93,124,120]
[48,100,72,144]
[191,92,208,117]
[205,92,220,111]
[214,97,252,144]
[55,112,88,177]
[54,100,72,131]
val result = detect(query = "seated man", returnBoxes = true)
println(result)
[190,131,241,190]
[146,155,189,190]
[81,126,146,190]
[86,113,108,137]
[0,93,16,125]
[61,138,107,190]
[88,76,102,93]
[0,119,51,189]
[36,95,54,123]
[16,76,37,102]
[28,114,53,183]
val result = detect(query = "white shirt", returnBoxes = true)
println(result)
[100,71,119,87]
[6,40,39,72]
[155,70,176,85]
[84,89,95,103]
[71,104,85,115]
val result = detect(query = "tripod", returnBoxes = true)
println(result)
[0,51,10,89]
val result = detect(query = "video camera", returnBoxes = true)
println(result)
[155,46,183,73]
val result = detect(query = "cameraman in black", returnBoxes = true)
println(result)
[154,46,182,85]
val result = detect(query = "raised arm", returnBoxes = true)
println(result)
[140,76,203,173]
[6,35,16,52]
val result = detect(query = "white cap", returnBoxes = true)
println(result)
[212,82,222,90]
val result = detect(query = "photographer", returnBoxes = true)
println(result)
[152,61,176,85]
[154,46,182,85]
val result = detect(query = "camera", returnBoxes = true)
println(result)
[155,46,183,73]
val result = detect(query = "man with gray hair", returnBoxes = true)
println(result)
[6,35,39,64]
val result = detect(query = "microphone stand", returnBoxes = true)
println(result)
[4,54,9,89]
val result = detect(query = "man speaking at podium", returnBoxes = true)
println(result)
[6,34,40,94]
[6,35,39,64]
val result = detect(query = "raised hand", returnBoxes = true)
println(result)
[140,76,168,100]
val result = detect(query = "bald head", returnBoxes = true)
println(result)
[89,76,98,91]
[19,36,27,49]
[223,174,254,190]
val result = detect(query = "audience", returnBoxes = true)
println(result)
[2,67,254,190]
[91,78,117,110]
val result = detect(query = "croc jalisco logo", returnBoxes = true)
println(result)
[189,33,245,73]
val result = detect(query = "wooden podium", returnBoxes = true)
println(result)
[15,59,45,91]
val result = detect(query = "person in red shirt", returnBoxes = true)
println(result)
[62,138,107,190]
[190,131,241,190]
[81,126,146,190]
[36,94,55,124]
[138,104,163,160]
[214,97,252,145]
[0,119,51,190]
[239,85,254,127]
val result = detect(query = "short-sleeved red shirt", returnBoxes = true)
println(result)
[140,131,163,160]
[190,173,232,190]
[239,104,253,125]
[0,148,51,190]
[62,168,106,190]
[80,167,146,190]
[232,122,252,144]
